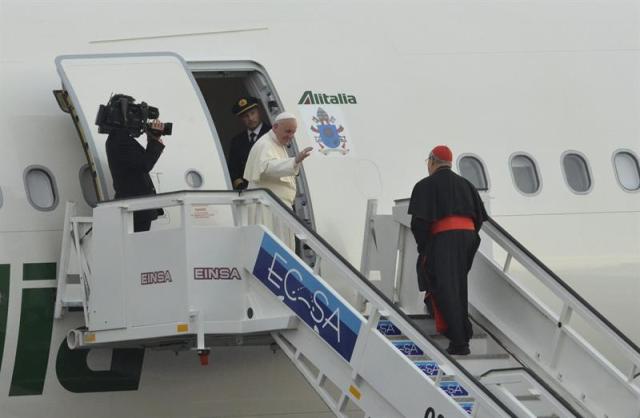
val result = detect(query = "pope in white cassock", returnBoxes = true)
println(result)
[243,112,313,247]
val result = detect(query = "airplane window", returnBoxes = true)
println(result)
[562,153,592,193]
[510,154,540,194]
[458,156,488,191]
[613,151,640,191]
[186,170,203,188]
[24,167,58,211]
[79,165,98,207]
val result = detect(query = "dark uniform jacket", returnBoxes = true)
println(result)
[106,129,165,224]
[228,123,271,189]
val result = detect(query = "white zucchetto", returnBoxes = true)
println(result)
[274,112,297,122]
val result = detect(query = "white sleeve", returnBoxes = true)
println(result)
[261,157,299,179]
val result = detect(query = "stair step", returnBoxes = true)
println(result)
[392,340,423,356]
[516,394,541,402]
[414,360,439,376]
[453,353,510,360]
[450,396,474,403]
[516,395,558,418]
[429,334,492,353]
[377,319,402,336]
[459,402,474,414]
[439,381,469,398]
[60,283,84,307]
[407,355,431,362]
[454,354,518,376]
[386,335,409,341]
[376,309,527,415]
[431,374,456,381]
[429,332,487,340]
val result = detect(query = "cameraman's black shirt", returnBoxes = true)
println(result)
[106,129,165,200]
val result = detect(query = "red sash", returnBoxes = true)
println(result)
[431,215,474,235]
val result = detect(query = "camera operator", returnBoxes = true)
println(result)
[105,120,166,232]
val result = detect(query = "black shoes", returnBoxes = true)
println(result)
[446,344,470,356]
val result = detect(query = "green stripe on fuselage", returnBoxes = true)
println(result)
[9,287,55,396]
[56,343,145,392]
[0,265,9,373]
[23,263,56,281]
[8,261,145,395]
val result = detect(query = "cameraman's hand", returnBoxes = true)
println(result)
[147,119,164,144]
[295,147,314,164]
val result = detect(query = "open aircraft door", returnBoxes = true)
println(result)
[55,52,231,224]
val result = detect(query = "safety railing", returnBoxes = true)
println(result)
[477,218,640,417]
[371,198,640,417]
[98,189,517,417]
[479,367,579,418]
[485,218,640,372]
[230,189,517,418]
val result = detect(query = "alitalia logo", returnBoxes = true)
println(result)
[298,90,357,105]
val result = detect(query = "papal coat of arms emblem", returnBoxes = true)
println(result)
[310,107,350,155]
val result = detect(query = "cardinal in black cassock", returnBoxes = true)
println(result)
[408,145,487,355]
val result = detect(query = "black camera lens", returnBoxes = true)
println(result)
[147,106,159,120]
[162,122,173,136]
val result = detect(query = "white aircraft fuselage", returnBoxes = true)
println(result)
[0,0,638,416]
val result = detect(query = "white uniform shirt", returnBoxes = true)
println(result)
[243,130,299,206]
[247,123,263,143]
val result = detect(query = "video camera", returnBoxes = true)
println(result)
[95,94,173,137]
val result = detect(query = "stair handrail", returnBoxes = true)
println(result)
[232,189,519,417]
[390,197,640,379]
[468,315,582,417]
[96,189,518,418]
[483,217,640,375]
[479,367,580,416]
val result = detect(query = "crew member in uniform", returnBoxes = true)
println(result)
[408,145,487,355]
[228,96,271,190]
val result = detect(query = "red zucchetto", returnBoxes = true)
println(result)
[430,145,453,162]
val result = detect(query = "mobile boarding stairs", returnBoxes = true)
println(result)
[55,190,640,418]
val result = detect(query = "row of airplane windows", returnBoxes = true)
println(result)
[9,149,640,212]
[16,166,207,212]
[459,150,640,195]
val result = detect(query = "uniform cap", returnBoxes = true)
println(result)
[232,96,259,116]
[430,145,453,162]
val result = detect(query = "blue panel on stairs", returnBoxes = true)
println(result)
[439,381,469,397]
[414,360,439,376]
[460,402,473,414]
[377,319,402,336]
[253,233,363,362]
[392,340,423,356]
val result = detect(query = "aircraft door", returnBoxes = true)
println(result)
[55,53,230,205]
